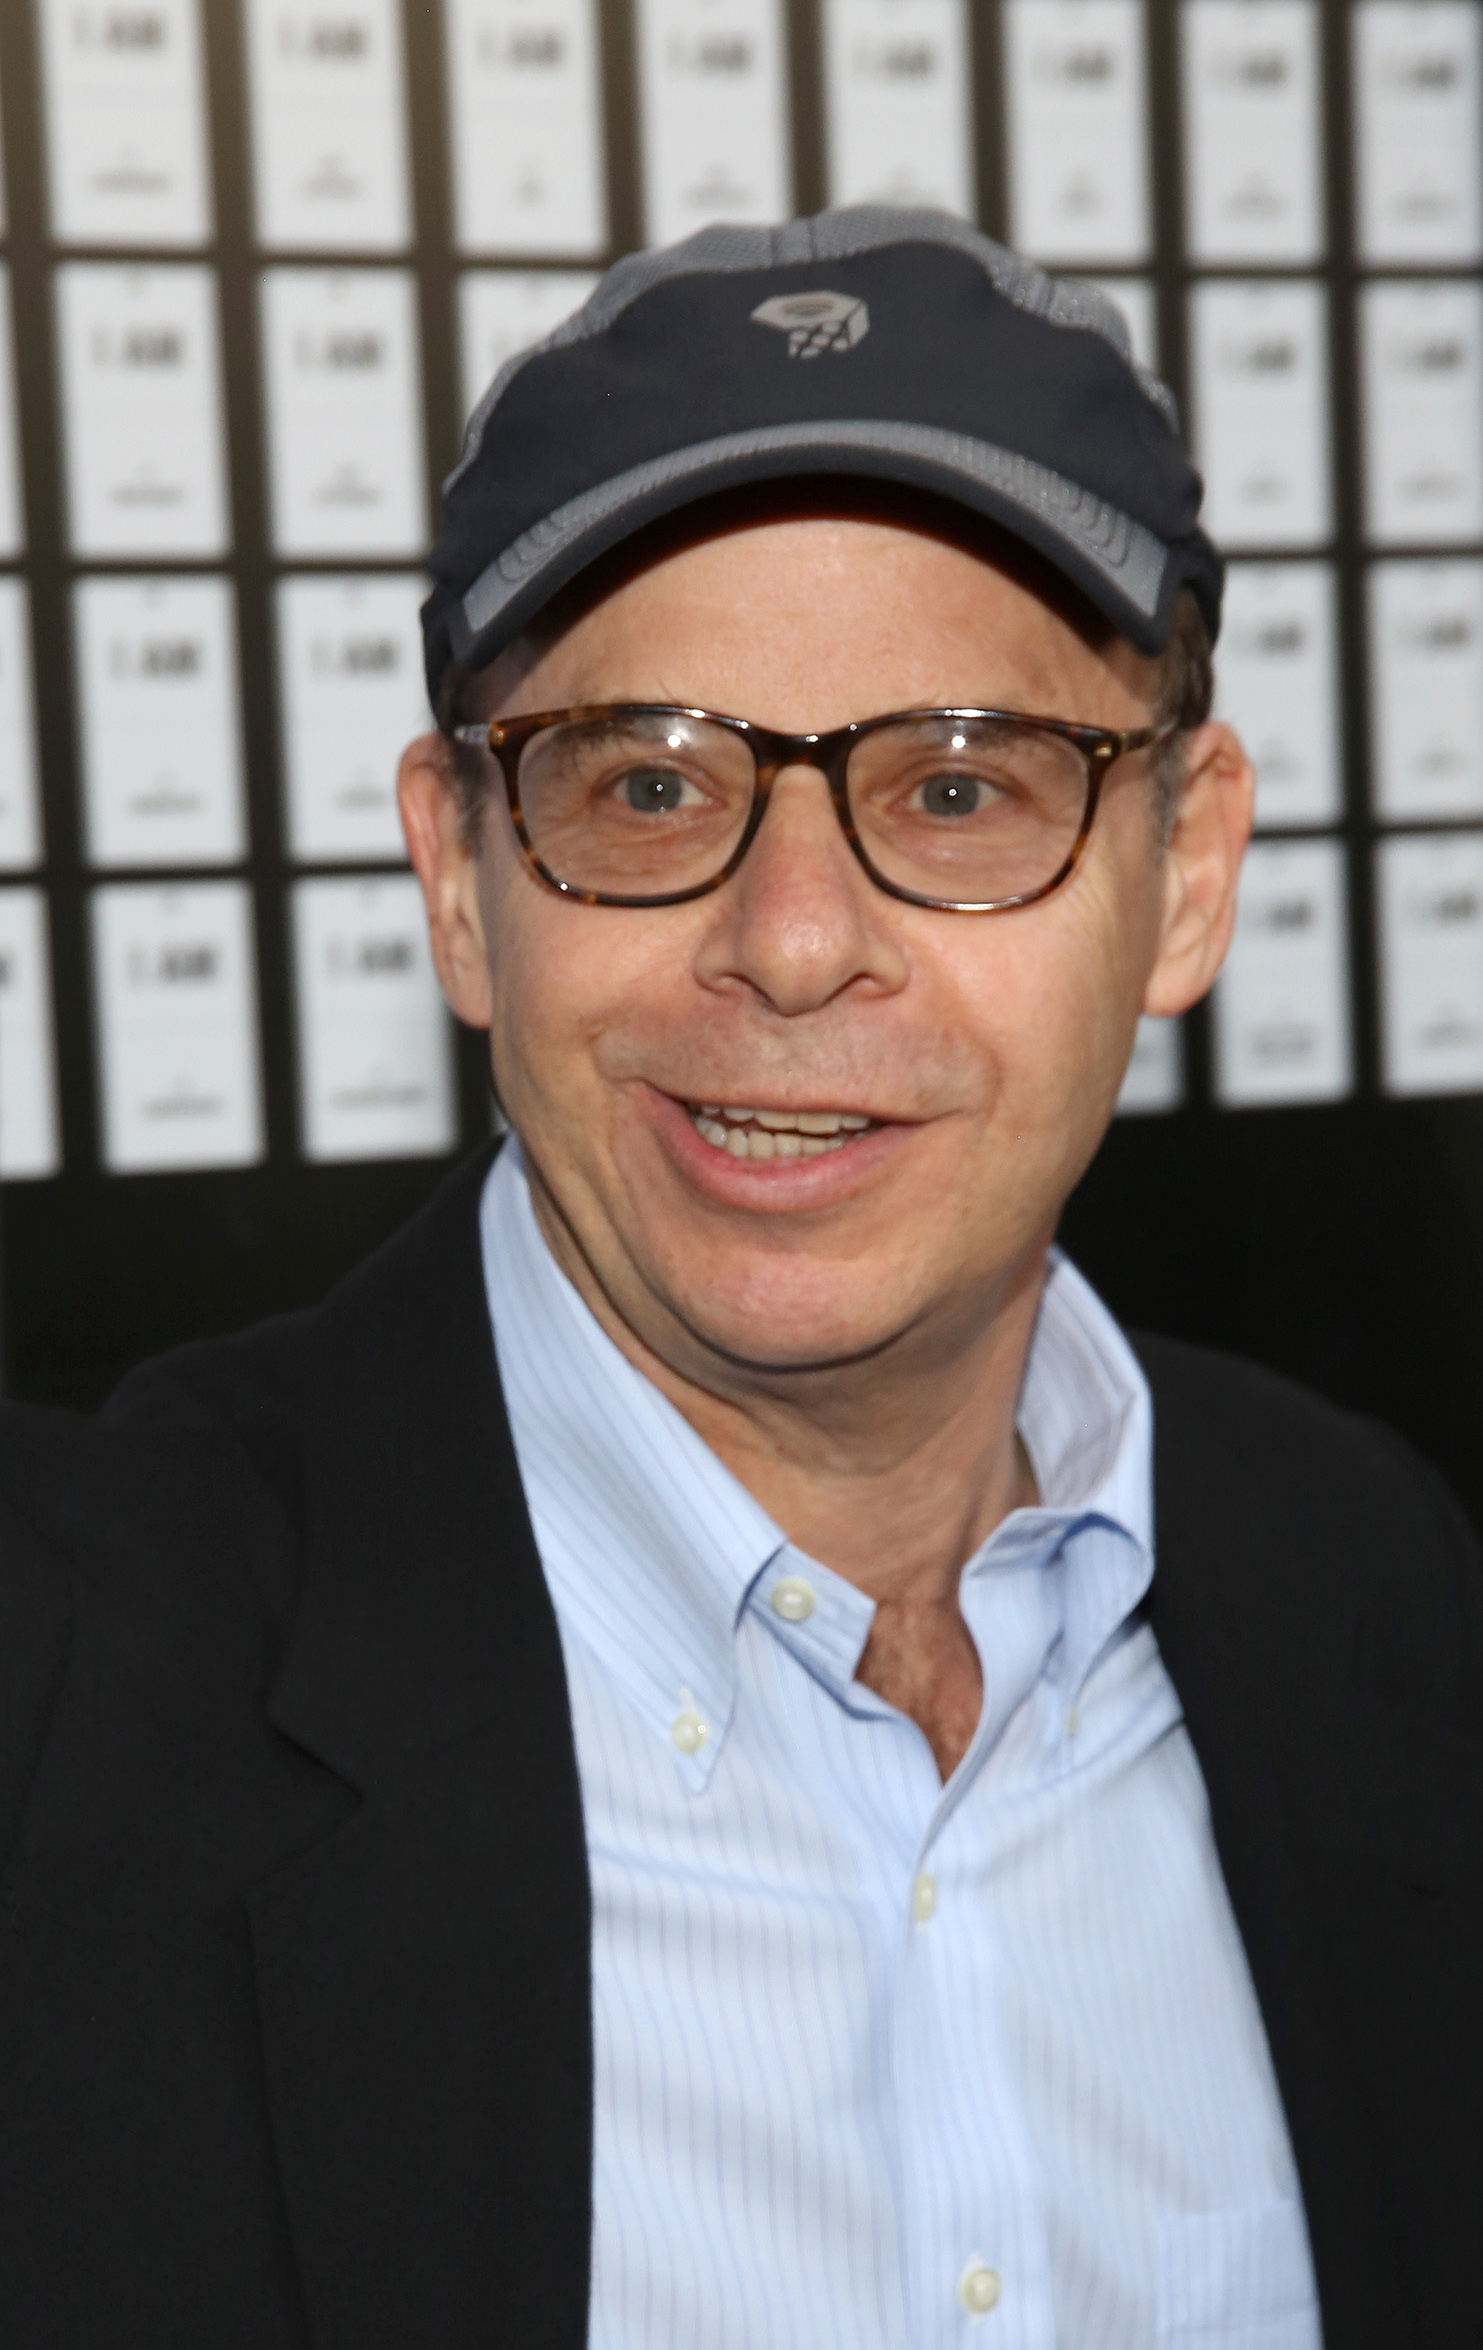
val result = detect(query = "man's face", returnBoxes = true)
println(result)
[404,512,1249,1393]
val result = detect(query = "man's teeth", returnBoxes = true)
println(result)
[690,1105,874,1159]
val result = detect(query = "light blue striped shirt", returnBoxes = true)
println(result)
[481,1141,1322,2350]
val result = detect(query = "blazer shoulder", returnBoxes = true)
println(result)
[1131,1326,1468,1521]
[0,1365,301,1890]
[100,1302,319,1532]
[0,1148,498,1617]
[98,1142,500,1519]
[0,1288,311,1565]
[1131,1327,1483,1725]
[1135,1326,1405,1458]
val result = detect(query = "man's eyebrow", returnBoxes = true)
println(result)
[562,709,662,744]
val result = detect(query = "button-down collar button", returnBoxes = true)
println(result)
[769,1574,816,1623]
[958,2260,1001,2316]
[912,1871,937,1922]
[670,1706,708,1755]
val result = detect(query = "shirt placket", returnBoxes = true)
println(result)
[891,1758,1059,2350]
[886,1531,1074,2350]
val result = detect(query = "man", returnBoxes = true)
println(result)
[0,209,1477,2349]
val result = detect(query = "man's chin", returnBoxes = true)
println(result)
[648,1258,926,1385]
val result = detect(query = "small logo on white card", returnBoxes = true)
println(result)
[751,291,871,359]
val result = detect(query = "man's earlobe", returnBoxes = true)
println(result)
[1142,721,1255,1019]
[397,732,497,1030]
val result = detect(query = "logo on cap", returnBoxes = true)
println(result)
[751,291,870,359]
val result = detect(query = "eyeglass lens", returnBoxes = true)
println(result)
[515,712,1094,905]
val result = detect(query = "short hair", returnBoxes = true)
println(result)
[1150,586,1215,843]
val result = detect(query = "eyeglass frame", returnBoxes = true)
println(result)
[450,702,1178,914]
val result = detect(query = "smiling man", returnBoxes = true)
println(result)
[0,209,1479,2350]
[403,492,1233,1799]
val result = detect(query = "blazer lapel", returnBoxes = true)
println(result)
[1139,1342,1416,2350]
[245,1149,593,2350]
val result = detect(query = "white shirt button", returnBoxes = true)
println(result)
[912,1871,937,1922]
[958,2259,1001,2316]
[670,1707,708,1754]
[769,1575,816,1623]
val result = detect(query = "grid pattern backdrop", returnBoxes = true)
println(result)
[0,0,1481,1448]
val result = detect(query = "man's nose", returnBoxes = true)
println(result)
[693,762,908,1015]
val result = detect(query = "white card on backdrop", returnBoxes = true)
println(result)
[636,0,791,245]
[0,890,60,1177]
[277,574,427,860]
[1213,836,1351,1104]
[1353,0,1483,265]
[244,0,411,251]
[1378,830,1483,1094]
[293,874,455,1161]
[1360,279,1483,546]
[1180,0,1323,264]
[1189,279,1331,549]
[1216,561,1342,827]
[38,0,211,247]
[445,0,607,257]
[1115,1015,1184,1114]
[260,267,426,556]
[0,267,23,559]
[1077,275,1158,368]
[1368,559,1483,821]
[0,583,43,872]
[74,575,246,868]
[56,263,228,558]
[821,0,973,216]
[1004,0,1151,265]
[92,880,263,1171]
[457,268,599,424]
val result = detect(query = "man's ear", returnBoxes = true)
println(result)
[1143,720,1255,1017]
[397,732,495,1028]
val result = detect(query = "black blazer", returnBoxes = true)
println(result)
[0,1147,1479,2350]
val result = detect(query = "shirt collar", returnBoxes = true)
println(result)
[482,1140,786,1784]
[482,1141,1154,1778]
[1012,1249,1155,1698]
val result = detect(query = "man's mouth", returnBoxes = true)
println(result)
[686,1103,879,1160]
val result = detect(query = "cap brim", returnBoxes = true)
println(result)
[437,419,1220,694]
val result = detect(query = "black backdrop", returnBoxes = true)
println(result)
[2,0,1482,1531]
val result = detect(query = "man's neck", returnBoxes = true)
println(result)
[525,1166,1050,1780]
[669,1307,1042,1782]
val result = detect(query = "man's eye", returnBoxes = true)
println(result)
[617,765,700,813]
[913,771,993,818]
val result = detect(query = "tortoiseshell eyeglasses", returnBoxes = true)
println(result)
[452,702,1175,914]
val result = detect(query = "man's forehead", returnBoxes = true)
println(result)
[467,497,1150,728]
[480,491,1113,676]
